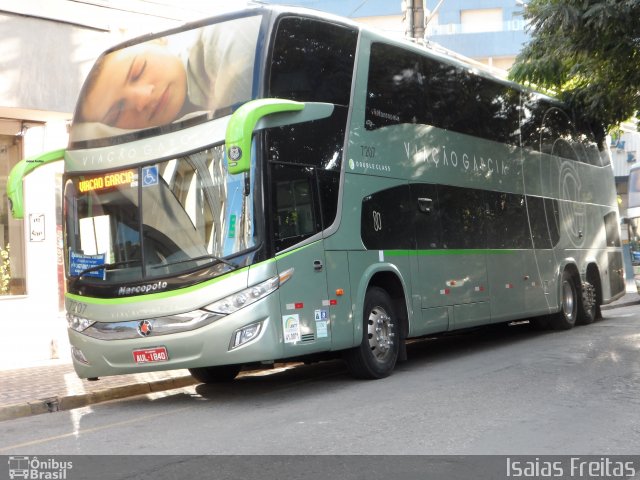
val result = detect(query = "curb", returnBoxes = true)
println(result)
[601,299,640,311]
[0,375,197,423]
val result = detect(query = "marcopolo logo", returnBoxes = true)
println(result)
[8,456,73,480]
[118,281,168,296]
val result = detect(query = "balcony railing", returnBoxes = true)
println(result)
[426,19,527,36]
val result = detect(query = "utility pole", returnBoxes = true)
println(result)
[402,0,425,40]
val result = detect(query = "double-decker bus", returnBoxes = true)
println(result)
[9,3,625,381]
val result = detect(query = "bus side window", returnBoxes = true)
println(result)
[485,192,531,249]
[411,183,442,250]
[271,164,320,252]
[265,108,348,252]
[360,185,414,250]
[527,196,553,249]
[437,185,485,249]
[365,43,425,130]
[544,198,561,247]
[520,98,600,165]
[604,211,621,247]
[269,16,357,106]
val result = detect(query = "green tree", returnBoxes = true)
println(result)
[510,0,640,129]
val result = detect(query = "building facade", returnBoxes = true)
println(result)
[0,0,204,365]
[424,0,530,70]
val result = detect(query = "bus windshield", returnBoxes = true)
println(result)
[68,12,263,146]
[64,145,255,284]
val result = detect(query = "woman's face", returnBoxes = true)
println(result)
[80,42,187,129]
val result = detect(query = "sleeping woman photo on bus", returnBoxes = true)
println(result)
[71,15,261,139]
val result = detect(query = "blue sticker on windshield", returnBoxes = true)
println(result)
[142,165,159,187]
[69,251,106,279]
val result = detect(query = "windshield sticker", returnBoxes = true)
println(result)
[69,251,106,279]
[283,314,301,343]
[228,214,236,238]
[314,309,329,338]
[141,165,159,187]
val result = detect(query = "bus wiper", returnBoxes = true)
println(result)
[77,259,142,278]
[151,254,239,270]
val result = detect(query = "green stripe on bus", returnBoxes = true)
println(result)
[385,249,517,256]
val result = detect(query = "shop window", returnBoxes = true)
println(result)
[0,135,26,295]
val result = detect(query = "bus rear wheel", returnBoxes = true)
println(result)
[577,280,598,325]
[343,287,399,379]
[549,270,577,330]
[189,364,242,383]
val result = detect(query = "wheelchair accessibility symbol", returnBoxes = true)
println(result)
[142,165,159,187]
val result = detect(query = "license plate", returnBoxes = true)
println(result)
[133,346,169,364]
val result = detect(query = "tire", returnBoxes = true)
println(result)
[577,280,597,325]
[189,364,242,383]
[343,287,399,379]
[549,270,578,330]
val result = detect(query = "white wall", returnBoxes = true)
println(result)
[0,123,68,367]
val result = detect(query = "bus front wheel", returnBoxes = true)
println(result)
[189,364,242,383]
[550,270,578,330]
[343,287,399,379]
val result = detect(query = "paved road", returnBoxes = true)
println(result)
[1,302,639,455]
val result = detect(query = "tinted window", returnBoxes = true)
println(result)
[629,168,640,208]
[270,164,320,252]
[485,192,531,249]
[365,44,425,129]
[361,183,563,251]
[266,108,348,251]
[361,185,414,250]
[422,57,520,144]
[437,185,485,249]
[265,107,347,171]
[527,196,552,249]
[412,183,442,249]
[317,170,340,229]
[366,43,520,145]
[604,211,621,247]
[269,17,357,106]
[545,198,561,247]
[521,96,607,165]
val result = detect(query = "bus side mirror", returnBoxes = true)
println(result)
[7,148,65,219]
[226,99,305,175]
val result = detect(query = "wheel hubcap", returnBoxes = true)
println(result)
[367,306,395,361]
[562,281,575,319]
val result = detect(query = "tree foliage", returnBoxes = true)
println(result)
[510,0,640,129]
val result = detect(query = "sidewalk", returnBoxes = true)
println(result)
[1,291,639,423]
[0,361,197,422]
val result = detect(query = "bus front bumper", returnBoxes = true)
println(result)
[68,297,284,379]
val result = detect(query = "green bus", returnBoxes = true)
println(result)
[9,4,625,381]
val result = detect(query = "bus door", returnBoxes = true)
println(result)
[413,184,491,331]
[271,165,333,355]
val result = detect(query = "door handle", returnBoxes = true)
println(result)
[417,197,433,214]
[313,260,323,271]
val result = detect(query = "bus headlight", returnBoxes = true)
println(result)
[204,268,293,315]
[67,313,95,333]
